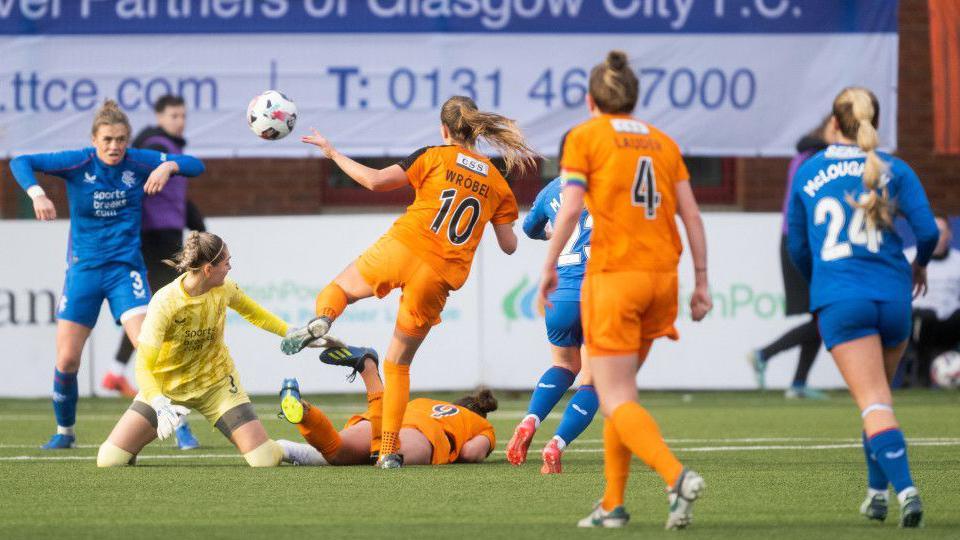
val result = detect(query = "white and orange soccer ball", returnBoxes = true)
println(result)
[931,350,960,389]
[247,90,298,140]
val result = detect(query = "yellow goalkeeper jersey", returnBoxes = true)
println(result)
[135,275,288,402]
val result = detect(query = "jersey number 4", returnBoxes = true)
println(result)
[631,157,661,219]
[814,195,882,261]
[431,189,482,245]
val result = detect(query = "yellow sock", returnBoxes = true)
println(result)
[611,401,683,487]
[315,283,348,320]
[381,362,411,456]
[297,403,342,459]
[366,391,384,457]
[601,419,632,511]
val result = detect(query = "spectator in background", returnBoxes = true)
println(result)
[748,116,837,399]
[906,216,960,386]
[104,95,206,450]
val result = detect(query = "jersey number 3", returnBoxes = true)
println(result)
[631,157,661,219]
[431,189,482,245]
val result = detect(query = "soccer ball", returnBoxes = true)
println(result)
[931,350,960,389]
[247,90,298,140]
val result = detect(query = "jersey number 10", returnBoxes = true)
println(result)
[814,195,882,261]
[431,189,482,245]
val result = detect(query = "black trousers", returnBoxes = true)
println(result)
[115,229,183,364]
[909,309,960,387]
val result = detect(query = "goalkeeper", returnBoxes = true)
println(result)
[97,231,301,468]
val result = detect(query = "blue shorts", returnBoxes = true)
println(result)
[816,299,911,350]
[545,300,583,348]
[59,263,151,328]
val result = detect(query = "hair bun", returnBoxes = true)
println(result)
[606,50,629,71]
[475,388,498,414]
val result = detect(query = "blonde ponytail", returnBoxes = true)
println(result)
[91,99,131,137]
[833,87,892,229]
[163,231,226,274]
[440,96,538,175]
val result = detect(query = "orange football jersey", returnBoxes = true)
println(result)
[560,114,689,273]
[403,398,496,464]
[387,146,518,289]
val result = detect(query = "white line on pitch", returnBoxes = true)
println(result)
[3,438,958,450]
[4,440,959,462]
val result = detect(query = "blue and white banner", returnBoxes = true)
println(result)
[0,1,898,157]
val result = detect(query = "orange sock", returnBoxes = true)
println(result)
[601,418,632,511]
[381,362,410,456]
[315,283,348,320]
[297,403,342,459]
[610,401,683,487]
[366,391,383,457]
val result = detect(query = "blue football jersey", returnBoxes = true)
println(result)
[786,144,938,311]
[11,147,204,269]
[523,177,591,302]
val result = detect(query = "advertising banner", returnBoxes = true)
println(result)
[0,213,847,397]
[0,1,898,158]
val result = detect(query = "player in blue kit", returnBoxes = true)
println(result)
[506,177,598,474]
[787,88,938,528]
[9,100,205,449]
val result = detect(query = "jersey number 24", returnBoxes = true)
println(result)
[814,194,882,261]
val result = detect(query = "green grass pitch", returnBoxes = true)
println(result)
[1,390,958,539]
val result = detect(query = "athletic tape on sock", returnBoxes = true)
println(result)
[861,403,893,419]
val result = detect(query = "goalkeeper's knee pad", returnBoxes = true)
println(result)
[97,441,136,468]
[243,439,283,467]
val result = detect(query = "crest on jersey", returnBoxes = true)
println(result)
[121,170,136,188]
[456,153,489,177]
[83,172,97,184]
[430,404,460,418]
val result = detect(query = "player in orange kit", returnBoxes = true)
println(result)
[276,347,497,467]
[538,51,713,530]
[282,96,536,469]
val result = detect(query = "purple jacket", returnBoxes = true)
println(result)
[133,126,189,231]
[781,136,827,235]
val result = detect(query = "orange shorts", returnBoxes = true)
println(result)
[581,270,679,356]
[345,409,452,465]
[355,235,452,337]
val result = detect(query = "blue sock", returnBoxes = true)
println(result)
[52,369,78,428]
[554,385,598,447]
[862,431,888,491]
[869,429,914,494]
[526,366,576,422]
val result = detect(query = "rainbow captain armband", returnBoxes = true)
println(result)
[561,169,587,189]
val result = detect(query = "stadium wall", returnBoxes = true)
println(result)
[0,213,849,397]
[0,0,956,218]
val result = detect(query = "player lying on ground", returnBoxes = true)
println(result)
[277,346,496,466]
[97,232,311,468]
[8,99,205,450]
[283,95,535,469]
[506,176,598,474]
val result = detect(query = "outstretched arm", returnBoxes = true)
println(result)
[9,150,88,221]
[302,128,407,192]
[228,284,289,337]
